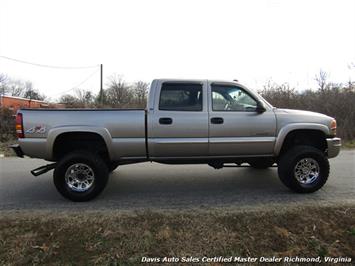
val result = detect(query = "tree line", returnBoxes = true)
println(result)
[59,74,149,108]
[259,71,355,140]
[0,73,46,101]
[0,73,149,108]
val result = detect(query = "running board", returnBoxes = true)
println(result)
[223,164,277,168]
[31,163,57,177]
[208,163,277,169]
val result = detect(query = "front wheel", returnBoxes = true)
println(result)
[53,151,109,201]
[278,145,329,193]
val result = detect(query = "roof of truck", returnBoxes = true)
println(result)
[152,79,243,87]
[153,78,239,82]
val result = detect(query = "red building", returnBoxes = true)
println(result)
[0,95,64,112]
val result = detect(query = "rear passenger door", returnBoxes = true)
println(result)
[148,80,209,158]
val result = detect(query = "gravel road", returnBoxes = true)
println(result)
[0,150,354,211]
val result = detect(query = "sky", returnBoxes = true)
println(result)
[1,0,355,100]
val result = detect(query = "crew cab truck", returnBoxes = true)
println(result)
[11,79,341,201]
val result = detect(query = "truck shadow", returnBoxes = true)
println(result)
[0,160,333,210]
[99,163,329,209]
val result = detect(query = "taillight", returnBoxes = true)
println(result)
[16,113,24,138]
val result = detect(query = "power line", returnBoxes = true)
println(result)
[54,68,100,97]
[72,68,100,89]
[0,55,99,69]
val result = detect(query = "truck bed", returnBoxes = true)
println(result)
[19,108,147,160]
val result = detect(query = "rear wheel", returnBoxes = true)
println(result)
[278,145,329,193]
[53,151,109,201]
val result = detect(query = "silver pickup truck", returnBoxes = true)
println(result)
[12,79,341,201]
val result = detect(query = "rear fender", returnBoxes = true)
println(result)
[46,126,113,160]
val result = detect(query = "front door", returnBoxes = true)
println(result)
[148,80,209,158]
[208,82,276,156]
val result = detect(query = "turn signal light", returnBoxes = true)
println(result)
[330,119,337,136]
[16,113,24,138]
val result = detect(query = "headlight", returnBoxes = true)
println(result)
[330,119,337,136]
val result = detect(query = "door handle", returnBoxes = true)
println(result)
[211,117,224,124]
[159,117,173,125]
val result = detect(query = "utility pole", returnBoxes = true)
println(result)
[99,64,103,105]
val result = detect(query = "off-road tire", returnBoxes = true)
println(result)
[278,145,329,193]
[109,162,120,172]
[53,151,109,201]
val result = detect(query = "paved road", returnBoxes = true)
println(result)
[0,150,354,211]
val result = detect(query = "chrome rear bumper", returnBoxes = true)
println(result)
[10,144,24,158]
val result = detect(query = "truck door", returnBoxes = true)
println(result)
[148,80,209,158]
[208,82,276,156]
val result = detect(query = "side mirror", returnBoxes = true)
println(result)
[256,102,266,113]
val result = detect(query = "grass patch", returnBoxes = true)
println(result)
[343,140,355,149]
[0,206,354,265]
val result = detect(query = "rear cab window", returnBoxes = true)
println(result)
[159,83,203,111]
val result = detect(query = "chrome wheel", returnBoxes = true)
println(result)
[294,158,320,184]
[65,163,95,192]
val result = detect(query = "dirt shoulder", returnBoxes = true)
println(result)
[0,205,354,265]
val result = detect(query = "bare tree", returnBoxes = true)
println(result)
[75,89,95,107]
[105,74,133,107]
[7,79,25,97]
[348,63,355,90]
[58,89,95,108]
[0,74,8,101]
[315,69,329,91]
[0,73,8,89]
[0,73,7,84]
[23,81,45,101]
[259,81,296,108]
[59,94,79,107]
[132,81,149,107]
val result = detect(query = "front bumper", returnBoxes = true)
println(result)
[10,144,24,158]
[326,137,341,158]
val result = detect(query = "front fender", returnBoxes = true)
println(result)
[274,123,330,156]
[46,126,113,160]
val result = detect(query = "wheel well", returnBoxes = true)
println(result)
[280,130,327,155]
[53,132,109,161]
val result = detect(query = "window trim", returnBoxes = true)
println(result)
[211,83,259,112]
[158,82,203,112]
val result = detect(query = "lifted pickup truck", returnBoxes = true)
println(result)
[12,79,341,201]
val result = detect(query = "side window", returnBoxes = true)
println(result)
[159,83,203,111]
[212,85,257,111]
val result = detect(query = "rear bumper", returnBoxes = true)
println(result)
[10,144,24,158]
[326,137,341,158]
